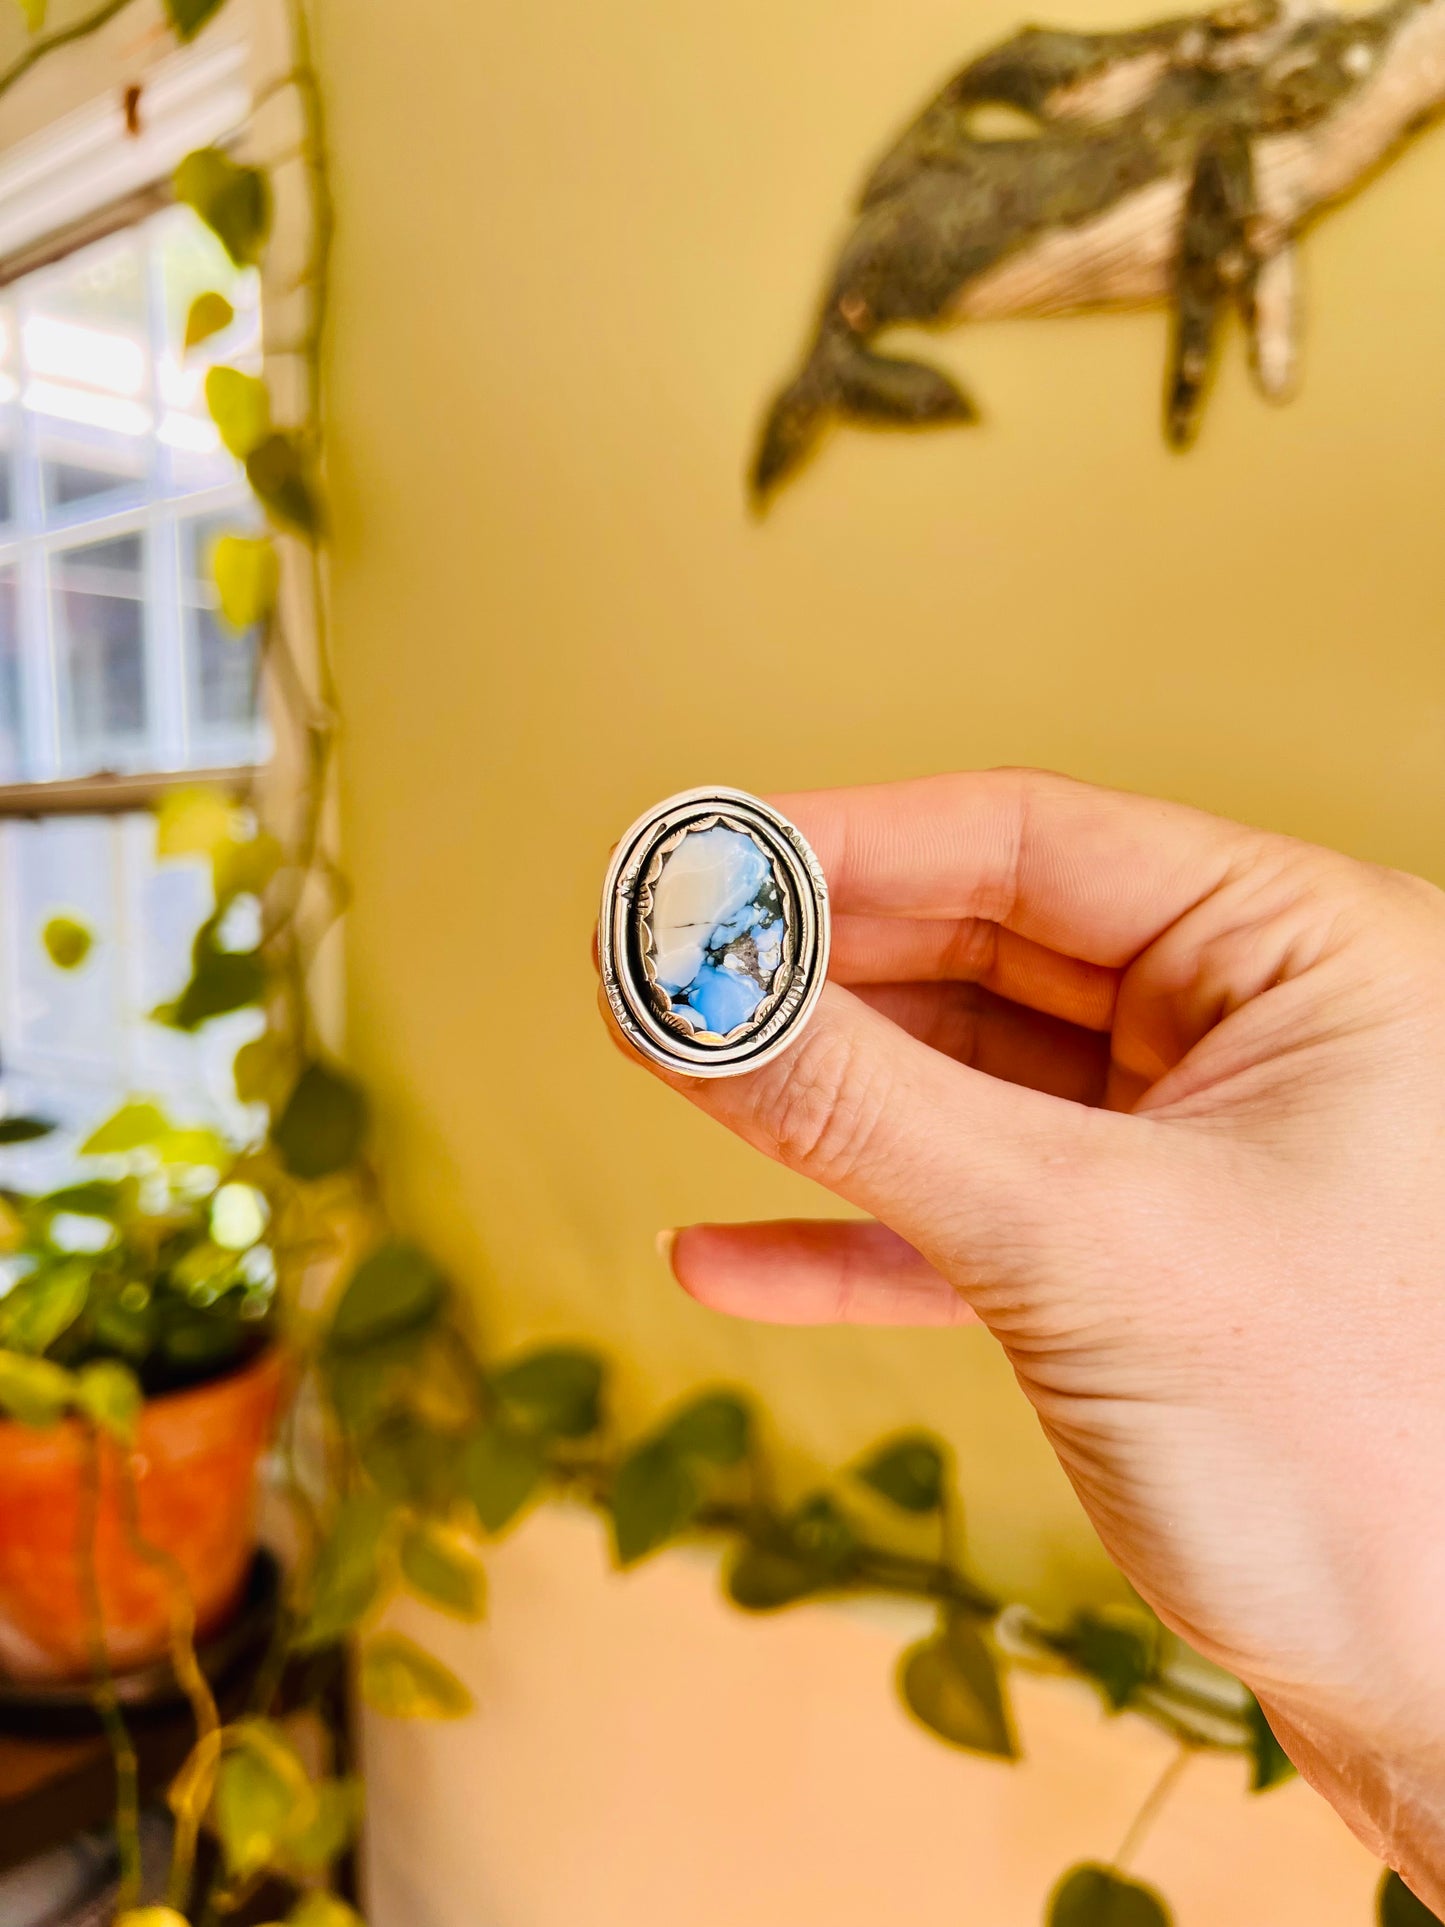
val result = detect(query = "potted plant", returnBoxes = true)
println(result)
[0,1107,283,1681]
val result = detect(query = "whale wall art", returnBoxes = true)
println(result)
[753,0,1445,502]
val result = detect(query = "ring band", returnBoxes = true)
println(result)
[599,786,831,1078]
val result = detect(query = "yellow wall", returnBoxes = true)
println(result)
[317,0,1445,1614]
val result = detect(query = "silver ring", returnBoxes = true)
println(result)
[599,786,831,1078]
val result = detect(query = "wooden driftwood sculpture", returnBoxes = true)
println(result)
[752,0,1445,500]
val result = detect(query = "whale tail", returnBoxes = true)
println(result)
[751,321,976,505]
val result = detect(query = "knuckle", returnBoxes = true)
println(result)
[761,1024,888,1187]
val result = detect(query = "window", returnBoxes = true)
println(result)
[0,183,267,1172]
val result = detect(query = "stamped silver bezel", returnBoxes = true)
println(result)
[598,786,830,1079]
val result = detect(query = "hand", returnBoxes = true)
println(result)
[600,769,1445,1904]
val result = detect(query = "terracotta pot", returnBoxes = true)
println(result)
[0,1345,286,1682]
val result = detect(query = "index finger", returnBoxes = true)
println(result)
[768,769,1257,969]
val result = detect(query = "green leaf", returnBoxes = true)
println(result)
[42,1180,123,1218]
[246,431,324,536]
[463,1422,545,1535]
[213,1721,313,1879]
[1380,1872,1445,1926]
[490,1345,603,1440]
[213,532,278,629]
[360,1631,473,1719]
[174,148,271,268]
[288,1891,364,1927]
[0,1351,75,1426]
[273,1061,368,1179]
[17,0,44,32]
[360,1414,462,1513]
[400,1524,486,1621]
[898,1610,1016,1759]
[1,1260,90,1354]
[182,288,235,352]
[611,1438,699,1567]
[328,1240,445,1350]
[725,1494,861,1612]
[786,1492,860,1572]
[0,1115,54,1144]
[205,366,270,459]
[165,0,227,42]
[80,1100,170,1157]
[295,1491,392,1650]
[726,1543,827,1612]
[321,1322,428,1432]
[854,1432,946,1514]
[1068,1608,1158,1713]
[74,1360,142,1442]
[42,914,93,970]
[660,1391,751,1467]
[154,943,266,1031]
[1244,1692,1296,1791]
[281,1776,360,1877]
[1048,1864,1172,1927]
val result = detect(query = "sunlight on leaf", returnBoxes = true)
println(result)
[897,1610,1016,1759]
[174,147,271,267]
[1047,1864,1172,1927]
[16,0,44,30]
[361,1631,473,1719]
[205,367,270,459]
[183,288,235,352]
[0,1351,74,1426]
[210,1182,267,1249]
[213,532,278,629]
[214,1721,315,1879]
[74,1360,142,1442]
[0,1260,90,1355]
[42,914,92,970]
[81,1100,170,1157]
[156,785,236,861]
[116,1911,191,1927]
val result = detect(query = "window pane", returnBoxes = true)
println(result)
[23,230,151,517]
[0,815,261,1186]
[0,299,17,530]
[53,534,149,772]
[182,512,264,756]
[0,566,20,779]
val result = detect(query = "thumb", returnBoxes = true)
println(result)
[645,981,1137,1297]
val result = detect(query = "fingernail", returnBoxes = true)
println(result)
[655,1228,678,1266]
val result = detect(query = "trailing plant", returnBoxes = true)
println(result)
[0,1,1434,1924]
